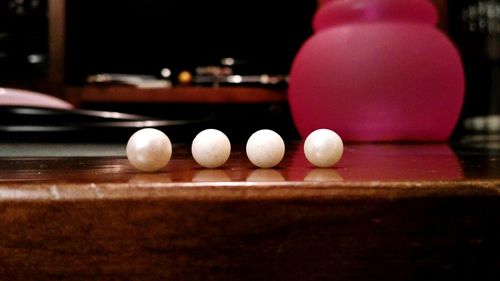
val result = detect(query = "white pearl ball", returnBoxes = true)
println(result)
[246,129,285,168]
[191,129,231,168]
[126,128,172,172]
[304,129,343,167]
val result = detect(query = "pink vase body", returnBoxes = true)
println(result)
[288,0,465,141]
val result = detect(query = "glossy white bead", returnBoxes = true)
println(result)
[126,128,172,172]
[191,129,231,168]
[304,129,343,167]
[246,129,285,168]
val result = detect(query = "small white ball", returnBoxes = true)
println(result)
[304,129,343,167]
[246,129,285,168]
[191,129,231,168]
[126,128,172,172]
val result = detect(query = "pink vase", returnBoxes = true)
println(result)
[288,0,465,141]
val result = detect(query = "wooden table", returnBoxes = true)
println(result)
[64,86,287,106]
[0,142,499,280]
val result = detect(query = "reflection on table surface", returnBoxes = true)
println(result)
[0,142,499,186]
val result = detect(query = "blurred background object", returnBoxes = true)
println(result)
[3,0,500,143]
[449,0,500,137]
[0,0,48,82]
[0,87,72,108]
[289,0,464,142]
[64,0,316,86]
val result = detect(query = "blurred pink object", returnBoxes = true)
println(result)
[0,87,73,109]
[288,0,465,141]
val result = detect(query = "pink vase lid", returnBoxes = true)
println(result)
[313,0,438,31]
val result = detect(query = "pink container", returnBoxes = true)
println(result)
[288,0,465,141]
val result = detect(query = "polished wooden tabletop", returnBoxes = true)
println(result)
[0,142,499,196]
[0,141,499,280]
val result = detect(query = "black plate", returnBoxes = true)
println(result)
[0,106,213,142]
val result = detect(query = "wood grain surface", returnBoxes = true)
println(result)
[0,142,499,280]
[65,86,287,106]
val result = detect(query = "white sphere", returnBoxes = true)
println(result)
[246,129,285,168]
[304,129,343,167]
[191,129,231,168]
[126,128,172,172]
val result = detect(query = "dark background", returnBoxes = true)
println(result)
[1,0,500,140]
[65,0,317,83]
